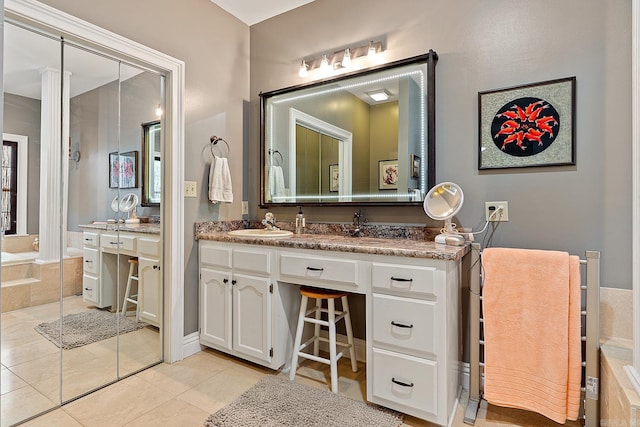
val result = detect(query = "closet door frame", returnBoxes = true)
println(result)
[4,0,186,363]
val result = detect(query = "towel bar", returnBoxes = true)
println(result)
[464,243,600,426]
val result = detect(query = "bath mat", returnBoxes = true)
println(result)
[203,375,403,427]
[34,309,146,349]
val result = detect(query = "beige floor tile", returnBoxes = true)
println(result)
[135,357,220,396]
[123,398,211,427]
[1,365,27,394]
[1,384,57,427]
[64,376,174,427]
[21,408,83,427]
[176,366,267,414]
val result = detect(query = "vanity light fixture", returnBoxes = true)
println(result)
[366,89,391,102]
[299,60,308,77]
[155,104,163,117]
[297,40,384,77]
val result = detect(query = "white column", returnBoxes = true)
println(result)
[37,67,70,263]
[626,0,640,395]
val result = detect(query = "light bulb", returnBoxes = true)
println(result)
[298,60,308,77]
[320,54,329,70]
[367,41,377,58]
[342,48,351,68]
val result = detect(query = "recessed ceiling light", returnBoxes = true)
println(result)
[367,89,391,102]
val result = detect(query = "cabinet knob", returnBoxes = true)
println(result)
[232,280,237,285]
[223,278,229,284]
[153,265,161,270]
[391,378,414,388]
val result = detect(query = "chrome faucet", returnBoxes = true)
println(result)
[262,212,280,230]
[351,210,366,237]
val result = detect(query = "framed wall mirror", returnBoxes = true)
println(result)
[141,120,161,206]
[260,51,437,206]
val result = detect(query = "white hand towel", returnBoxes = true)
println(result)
[208,157,233,203]
[270,165,285,198]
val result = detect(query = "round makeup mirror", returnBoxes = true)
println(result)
[423,182,466,245]
[119,193,140,224]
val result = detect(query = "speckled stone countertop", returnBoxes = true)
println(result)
[80,222,161,235]
[195,221,468,261]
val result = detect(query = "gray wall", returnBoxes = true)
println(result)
[251,0,631,294]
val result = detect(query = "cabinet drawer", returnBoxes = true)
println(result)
[372,263,437,297]
[233,249,271,275]
[100,233,136,254]
[83,248,99,275]
[82,274,99,304]
[200,243,232,269]
[138,236,161,258]
[371,347,438,417]
[83,232,99,248]
[280,253,358,286]
[372,293,436,358]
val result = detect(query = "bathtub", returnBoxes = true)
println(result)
[1,250,38,266]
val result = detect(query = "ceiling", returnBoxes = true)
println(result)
[209,0,315,26]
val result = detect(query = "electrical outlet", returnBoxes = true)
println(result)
[184,181,197,198]
[242,201,249,215]
[485,201,509,222]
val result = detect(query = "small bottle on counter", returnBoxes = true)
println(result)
[295,206,305,235]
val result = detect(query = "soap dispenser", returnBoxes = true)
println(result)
[295,206,306,235]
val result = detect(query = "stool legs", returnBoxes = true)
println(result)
[289,294,308,381]
[328,298,338,393]
[341,296,358,373]
[122,259,139,322]
[313,298,321,357]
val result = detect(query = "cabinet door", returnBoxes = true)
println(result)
[200,267,232,350]
[232,273,272,362]
[138,256,161,327]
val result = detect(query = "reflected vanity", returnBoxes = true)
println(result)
[260,51,437,206]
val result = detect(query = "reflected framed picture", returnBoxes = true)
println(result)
[478,77,576,170]
[378,159,398,190]
[109,151,138,189]
[329,164,339,192]
[411,154,421,179]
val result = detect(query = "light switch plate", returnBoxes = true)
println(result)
[184,181,197,198]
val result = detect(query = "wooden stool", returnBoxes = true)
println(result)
[121,257,139,321]
[289,286,357,393]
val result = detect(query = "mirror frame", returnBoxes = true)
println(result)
[141,120,161,206]
[259,51,437,207]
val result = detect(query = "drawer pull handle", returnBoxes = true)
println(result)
[84,238,92,241]
[109,241,122,245]
[391,321,414,329]
[306,267,324,272]
[391,378,414,388]
[84,287,92,291]
[84,260,93,263]
[223,278,229,284]
[390,277,412,282]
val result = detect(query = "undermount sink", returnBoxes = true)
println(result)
[227,229,293,239]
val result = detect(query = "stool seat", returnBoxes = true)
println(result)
[290,286,357,393]
[128,258,139,265]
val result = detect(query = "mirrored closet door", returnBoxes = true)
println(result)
[2,19,165,426]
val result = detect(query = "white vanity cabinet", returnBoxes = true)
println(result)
[367,258,461,426]
[199,240,294,369]
[81,228,162,327]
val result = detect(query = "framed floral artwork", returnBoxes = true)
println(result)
[478,77,576,170]
[109,151,138,189]
[378,159,398,190]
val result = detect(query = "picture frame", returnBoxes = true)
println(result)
[109,150,138,189]
[478,77,576,170]
[329,164,339,192]
[411,154,421,179]
[378,159,398,190]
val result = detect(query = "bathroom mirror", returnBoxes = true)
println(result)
[141,120,161,206]
[424,181,465,245]
[260,51,437,206]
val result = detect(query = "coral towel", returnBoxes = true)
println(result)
[208,157,233,203]
[482,248,581,424]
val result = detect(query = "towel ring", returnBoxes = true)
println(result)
[268,149,283,166]
[210,136,230,158]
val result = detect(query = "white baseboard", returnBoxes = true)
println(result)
[317,330,367,363]
[182,331,203,359]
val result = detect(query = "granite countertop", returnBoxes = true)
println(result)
[80,222,161,235]
[195,221,468,261]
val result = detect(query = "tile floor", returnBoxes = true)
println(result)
[3,297,584,427]
[1,296,161,427]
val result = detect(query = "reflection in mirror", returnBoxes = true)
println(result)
[261,51,437,206]
[142,121,161,206]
